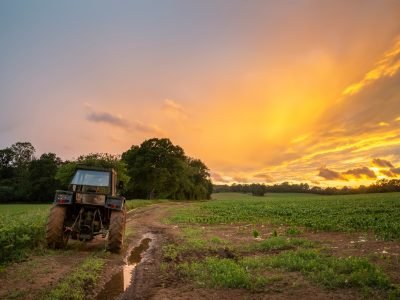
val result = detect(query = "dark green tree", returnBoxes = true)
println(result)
[28,153,61,202]
[122,138,211,200]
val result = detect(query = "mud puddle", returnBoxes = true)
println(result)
[96,234,154,300]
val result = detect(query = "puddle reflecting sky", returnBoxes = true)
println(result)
[96,237,152,300]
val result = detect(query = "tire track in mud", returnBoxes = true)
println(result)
[94,203,177,300]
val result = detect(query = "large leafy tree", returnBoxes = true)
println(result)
[0,142,35,202]
[122,138,212,200]
[28,153,61,202]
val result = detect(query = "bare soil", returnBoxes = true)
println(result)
[1,203,399,299]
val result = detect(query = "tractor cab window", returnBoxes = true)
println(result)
[71,170,111,194]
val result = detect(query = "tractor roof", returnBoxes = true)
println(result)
[75,165,116,173]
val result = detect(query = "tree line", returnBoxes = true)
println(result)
[214,180,400,196]
[0,138,212,203]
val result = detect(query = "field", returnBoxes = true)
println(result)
[171,192,400,239]
[0,204,50,264]
[0,193,400,299]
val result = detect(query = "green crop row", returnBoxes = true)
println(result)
[0,204,50,264]
[169,192,400,240]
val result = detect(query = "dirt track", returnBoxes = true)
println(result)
[96,203,174,300]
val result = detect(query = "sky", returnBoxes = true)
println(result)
[1,0,400,187]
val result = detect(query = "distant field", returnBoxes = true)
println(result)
[170,192,400,239]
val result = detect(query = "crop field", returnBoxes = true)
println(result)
[163,192,400,298]
[0,204,51,264]
[170,192,400,239]
[1,193,400,299]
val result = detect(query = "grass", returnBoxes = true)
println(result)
[162,226,231,261]
[243,250,391,290]
[169,192,400,239]
[43,255,105,300]
[179,250,391,291]
[179,257,273,290]
[255,236,314,251]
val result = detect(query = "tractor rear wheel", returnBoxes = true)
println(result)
[46,205,68,249]
[107,208,126,253]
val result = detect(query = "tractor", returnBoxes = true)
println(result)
[46,167,126,252]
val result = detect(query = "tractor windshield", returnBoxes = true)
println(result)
[71,170,110,188]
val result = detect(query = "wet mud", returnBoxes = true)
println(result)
[96,234,154,299]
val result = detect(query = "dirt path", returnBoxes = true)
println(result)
[94,203,178,300]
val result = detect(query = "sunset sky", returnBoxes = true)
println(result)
[1,0,400,187]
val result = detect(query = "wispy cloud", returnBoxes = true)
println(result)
[232,176,248,183]
[211,172,229,183]
[133,120,165,136]
[372,158,394,168]
[318,165,377,181]
[343,167,376,179]
[85,104,164,136]
[343,37,400,96]
[253,172,274,183]
[86,111,129,128]
[162,99,189,120]
[318,167,347,181]
[380,168,400,177]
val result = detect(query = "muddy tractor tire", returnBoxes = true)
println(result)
[46,205,68,249]
[107,209,126,253]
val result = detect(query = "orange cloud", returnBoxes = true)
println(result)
[372,158,394,168]
[86,110,129,128]
[232,176,248,183]
[318,167,347,181]
[343,37,400,96]
[163,99,189,120]
[343,167,376,180]
[318,166,376,181]
[210,172,229,183]
[133,120,165,136]
[253,173,274,183]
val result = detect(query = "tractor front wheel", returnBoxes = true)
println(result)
[107,209,125,253]
[46,205,68,249]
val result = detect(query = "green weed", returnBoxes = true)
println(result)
[286,227,302,236]
[163,244,180,261]
[44,256,105,300]
[256,237,314,251]
[179,257,272,290]
[242,250,390,290]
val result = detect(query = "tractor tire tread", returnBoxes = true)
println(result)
[46,205,67,249]
[107,209,125,253]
